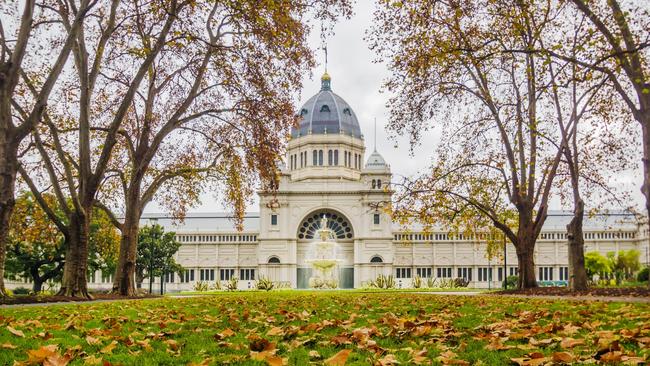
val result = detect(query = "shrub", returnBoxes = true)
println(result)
[226,277,238,291]
[210,281,222,291]
[638,267,649,282]
[256,277,275,291]
[506,275,518,289]
[13,287,30,295]
[368,274,396,289]
[453,277,470,288]
[193,281,209,292]
[426,277,437,288]
[412,276,423,289]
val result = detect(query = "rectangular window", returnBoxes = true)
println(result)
[478,267,493,282]
[271,214,278,226]
[373,213,380,225]
[457,267,472,281]
[220,268,235,281]
[240,268,256,281]
[498,267,503,282]
[165,272,174,283]
[559,267,568,281]
[395,267,412,279]
[538,267,554,281]
[509,267,519,276]
[416,267,432,278]
[436,267,452,278]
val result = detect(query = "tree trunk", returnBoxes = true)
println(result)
[0,139,18,297]
[112,175,144,296]
[640,119,650,288]
[567,199,588,290]
[57,210,92,298]
[515,245,538,288]
[32,277,43,293]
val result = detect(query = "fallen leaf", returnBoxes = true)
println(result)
[1,343,17,349]
[308,350,321,359]
[83,355,102,365]
[510,357,550,366]
[560,337,585,349]
[85,336,101,346]
[100,340,118,354]
[266,327,284,336]
[7,326,25,338]
[552,352,573,363]
[265,356,284,366]
[324,349,352,366]
[600,351,622,363]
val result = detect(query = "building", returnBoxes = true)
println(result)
[8,73,649,292]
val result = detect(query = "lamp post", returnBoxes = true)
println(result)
[148,218,158,294]
[503,235,507,289]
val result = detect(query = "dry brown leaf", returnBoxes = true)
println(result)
[85,336,101,346]
[100,340,118,354]
[266,327,284,336]
[186,360,211,366]
[378,354,399,365]
[510,357,550,366]
[600,351,623,363]
[83,355,102,365]
[552,351,573,363]
[308,350,321,359]
[324,349,352,366]
[265,356,284,366]
[7,326,25,338]
[1,343,17,349]
[560,337,585,349]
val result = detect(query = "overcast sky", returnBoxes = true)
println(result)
[144,1,643,215]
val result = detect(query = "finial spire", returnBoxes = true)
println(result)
[374,117,377,152]
[320,45,331,91]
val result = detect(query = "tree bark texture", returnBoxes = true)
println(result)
[58,209,92,298]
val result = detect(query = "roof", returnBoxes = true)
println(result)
[392,210,641,232]
[140,210,640,234]
[291,74,362,139]
[365,149,388,170]
[140,212,260,232]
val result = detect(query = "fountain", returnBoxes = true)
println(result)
[305,216,342,289]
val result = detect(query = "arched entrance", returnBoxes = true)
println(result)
[296,209,354,289]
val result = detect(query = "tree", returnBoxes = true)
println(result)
[6,192,64,292]
[103,0,353,296]
[4,192,119,292]
[17,0,189,298]
[607,249,641,283]
[585,251,611,279]
[559,1,650,223]
[369,0,571,288]
[135,224,181,291]
[0,0,94,296]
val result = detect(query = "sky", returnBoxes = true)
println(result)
[144,1,643,215]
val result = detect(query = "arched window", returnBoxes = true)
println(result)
[268,256,281,264]
[320,105,330,113]
[377,180,382,189]
[313,150,317,165]
[370,256,383,263]
[328,150,333,165]
[297,211,354,240]
[318,150,323,166]
[334,150,339,165]
[372,179,376,189]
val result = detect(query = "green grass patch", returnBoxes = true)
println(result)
[1,292,648,365]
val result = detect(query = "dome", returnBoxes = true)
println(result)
[291,73,362,139]
[365,150,387,170]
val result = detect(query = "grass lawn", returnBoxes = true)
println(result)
[1,292,648,365]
